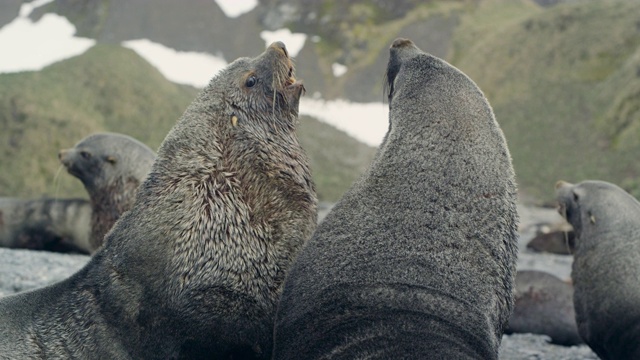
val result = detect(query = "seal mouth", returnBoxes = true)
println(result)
[285,66,295,86]
[264,41,305,111]
[278,60,305,107]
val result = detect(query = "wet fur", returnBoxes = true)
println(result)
[274,38,518,359]
[0,43,316,359]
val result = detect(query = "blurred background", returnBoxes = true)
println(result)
[1,0,639,205]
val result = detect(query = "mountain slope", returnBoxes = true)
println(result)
[0,44,198,198]
[451,0,640,200]
[0,45,375,201]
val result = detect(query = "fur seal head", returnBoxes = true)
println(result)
[555,180,639,246]
[58,132,156,251]
[58,133,155,192]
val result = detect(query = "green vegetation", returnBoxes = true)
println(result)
[298,115,376,201]
[0,44,197,198]
[5,0,640,204]
[0,45,375,202]
[449,0,640,202]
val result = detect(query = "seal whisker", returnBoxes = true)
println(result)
[52,164,64,202]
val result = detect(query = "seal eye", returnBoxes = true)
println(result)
[80,151,91,160]
[245,76,257,88]
[573,192,579,202]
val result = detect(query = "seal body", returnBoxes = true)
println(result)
[526,228,575,255]
[0,42,316,359]
[273,38,518,359]
[556,180,640,359]
[505,270,582,346]
[0,197,91,253]
[59,132,156,252]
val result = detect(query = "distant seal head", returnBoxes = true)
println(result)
[0,42,316,359]
[273,38,519,359]
[506,270,582,346]
[58,132,156,251]
[556,180,640,359]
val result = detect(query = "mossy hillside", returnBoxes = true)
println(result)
[0,45,375,202]
[298,115,376,201]
[0,44,198,198]
[451,0,640,201]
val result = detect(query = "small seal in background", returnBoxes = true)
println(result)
[556,180,640,359]
[506,270,582,346]
[59,132,156,252]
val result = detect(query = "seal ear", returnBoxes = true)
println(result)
[105,155,117,165]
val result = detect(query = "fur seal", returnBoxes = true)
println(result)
[556,180,640,359]
[0,197,92,253]
[526,228,575,255]
[505,270,582,346]
[0,42,316,359]
[58,132,156,252]
[273,38,519,359]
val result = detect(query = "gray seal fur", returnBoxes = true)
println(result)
[0,42,316,359]
[0,197,91,253]
[556,180,640,359]
[273,38,519,359]
[505,270,582,346]
[59,132,156,252]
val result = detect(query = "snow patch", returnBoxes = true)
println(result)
[19,0,55,17]
[214,0,258,18]
[331,63,347,77]
[300,98,388,147]
[0,10,94,74]
[260,29,306,57]
[122,39,228,88]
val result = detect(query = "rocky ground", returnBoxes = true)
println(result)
[0,203,598,359]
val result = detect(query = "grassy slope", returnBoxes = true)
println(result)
[298,115,376,201]
[0,44,198,198]
[0,45,375,201]
[7,0,639,203]
[450,0,640,202]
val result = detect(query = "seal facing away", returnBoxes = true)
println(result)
[0,42,316,359]
[0,197,91,253]
[273,38,519,360]
[505,270,582,346]
[59,132,156,252]
[556,180,640,359]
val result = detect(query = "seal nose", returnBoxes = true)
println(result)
[391,38,414,49]
[555,180,572,190]
[58,149,68,161]
[269,41,288,57]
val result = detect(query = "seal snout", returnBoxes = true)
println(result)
[555,180,573,190]
[269,41,289,57]
[391,38,414,49]
[58,149,71,166]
